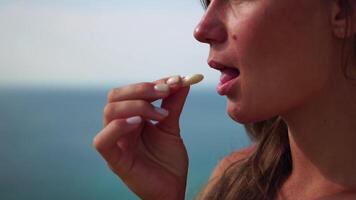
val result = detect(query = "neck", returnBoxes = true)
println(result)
[281,73,356,197]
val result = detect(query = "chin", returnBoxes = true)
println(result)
[227,101,272,124]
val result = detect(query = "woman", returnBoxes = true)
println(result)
[93,0,356,199]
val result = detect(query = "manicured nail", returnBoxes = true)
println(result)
[126,116,142,124]
[154,83,169,92]
[154,107,169,117]
[166,75,180,85]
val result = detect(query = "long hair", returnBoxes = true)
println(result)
[196,0,354,199]
[198,117,291,200]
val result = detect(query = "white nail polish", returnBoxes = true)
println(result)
[154,107,169,117]
[126,116,142,124]
[154,84,169,92]
[166,75,180,85]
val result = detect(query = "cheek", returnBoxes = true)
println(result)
[228,73,324,124]
[226,3,331,123]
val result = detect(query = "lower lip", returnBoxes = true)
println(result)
[216,77,239,95]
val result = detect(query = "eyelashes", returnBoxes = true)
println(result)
[200,0,211,9]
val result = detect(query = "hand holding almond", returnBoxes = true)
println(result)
[93,74,203,200]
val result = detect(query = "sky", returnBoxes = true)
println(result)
[0,0,220,88]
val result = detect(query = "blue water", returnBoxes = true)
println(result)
[0,86,250,200]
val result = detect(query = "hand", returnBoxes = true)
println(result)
[93,76,190,200]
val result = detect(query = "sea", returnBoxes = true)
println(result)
[0,86,251,200]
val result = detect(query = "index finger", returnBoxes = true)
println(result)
[107,75,183,103]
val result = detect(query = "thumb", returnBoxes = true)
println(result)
[156,86,190,136]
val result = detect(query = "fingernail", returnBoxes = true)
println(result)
[126,116,142,124]
[154,84,169,92]
[166,75,180,85]
[154,107,169,117]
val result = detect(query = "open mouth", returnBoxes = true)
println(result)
[208,60,240,95]
[220,67,240,85]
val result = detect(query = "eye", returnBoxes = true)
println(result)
[201,0,211,9]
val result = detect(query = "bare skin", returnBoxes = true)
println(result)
[194,0,356,199]
[94,0,356,199]
[278,70,356,199]
[93,77,190,200]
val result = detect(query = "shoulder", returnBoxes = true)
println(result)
[210,144,257,180]
[196,144,257,199]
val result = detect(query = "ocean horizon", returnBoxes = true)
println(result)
[0,86,251,200]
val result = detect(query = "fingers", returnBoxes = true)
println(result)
[93,117,142,164]
[103,100,169,126]
[107,75,183,103]
[103,75,192,136]
[157,86,190,135]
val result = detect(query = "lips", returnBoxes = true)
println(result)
[220,68,240,84]
[208,60,240,95]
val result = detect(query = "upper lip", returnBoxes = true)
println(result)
[208,60,236,71]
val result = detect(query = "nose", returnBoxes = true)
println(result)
[193,9,227,44]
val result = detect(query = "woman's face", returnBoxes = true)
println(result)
[194,0,337,123]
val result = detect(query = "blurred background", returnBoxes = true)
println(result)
[0,0,250,199]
